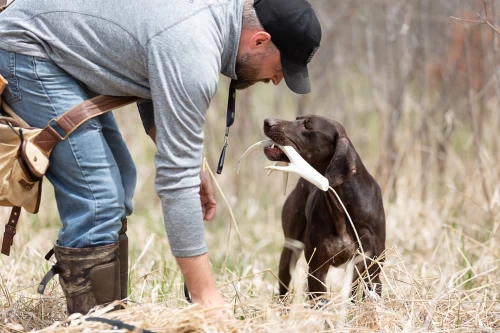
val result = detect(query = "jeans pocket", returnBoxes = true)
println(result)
[2,52,22,104]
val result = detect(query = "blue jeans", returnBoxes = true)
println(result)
[0,49,136,248]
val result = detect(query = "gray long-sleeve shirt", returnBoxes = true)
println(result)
[0,0,243,256]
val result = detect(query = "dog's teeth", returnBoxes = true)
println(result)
[271,144,275,149]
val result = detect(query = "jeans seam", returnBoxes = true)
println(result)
[9,52,15,77]
[7,52,21,102]
[31,56,38,79]
[35,62,99,243]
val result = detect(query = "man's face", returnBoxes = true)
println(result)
[233,45,283,90]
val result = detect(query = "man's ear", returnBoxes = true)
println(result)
[326,136,357,188]
[249,31,272,50]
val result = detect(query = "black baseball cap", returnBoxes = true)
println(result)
[254,0,321,94]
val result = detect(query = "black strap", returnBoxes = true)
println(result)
[37,247,57,294]
[184,282,192,303]
[86,317,155,333]
[216,80,236,174]
[37,264,61,295]
[44,247,55,261]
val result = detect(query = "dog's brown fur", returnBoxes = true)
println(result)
[263,116,386,299]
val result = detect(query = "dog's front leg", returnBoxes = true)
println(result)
[278,243,302,297]
[351,234,384,299]
[279,183,309,299]
[305,247,330,299]
[351,261,382,299]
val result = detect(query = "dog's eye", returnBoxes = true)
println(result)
[302,120,312,130]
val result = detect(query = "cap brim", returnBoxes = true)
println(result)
[281,56,311,94]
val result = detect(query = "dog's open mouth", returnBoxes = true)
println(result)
[263,143,290,162]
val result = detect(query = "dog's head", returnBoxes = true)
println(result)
[263,115,357,187]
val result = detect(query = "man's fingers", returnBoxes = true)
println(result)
[200,170,215,199]
[200,169,216,221]
[204,204,216,221]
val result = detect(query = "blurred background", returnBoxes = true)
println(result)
[1,0,499,330]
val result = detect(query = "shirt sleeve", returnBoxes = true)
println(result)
[145,28,220,257]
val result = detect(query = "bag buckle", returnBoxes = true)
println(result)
[47,118,69,141]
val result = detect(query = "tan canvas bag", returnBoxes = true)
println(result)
[0,83,45,215]
[0,74,139,255]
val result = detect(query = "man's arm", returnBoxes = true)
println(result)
[144,24,227,315]
[144,125,217,221]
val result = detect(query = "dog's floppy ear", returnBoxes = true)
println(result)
[326,136,357,188]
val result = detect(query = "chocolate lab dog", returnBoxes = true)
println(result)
[263,116,386,299]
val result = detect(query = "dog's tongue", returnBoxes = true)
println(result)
[263,144,288,161]
[238,140,329,192]
[265,145,282,154]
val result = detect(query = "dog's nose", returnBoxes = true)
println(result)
[264,118,277,130]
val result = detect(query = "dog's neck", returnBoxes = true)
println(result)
[315,161,331,179]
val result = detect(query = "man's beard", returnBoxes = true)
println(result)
[233,51,271,90]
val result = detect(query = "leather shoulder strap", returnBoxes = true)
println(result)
[33,95,141,154]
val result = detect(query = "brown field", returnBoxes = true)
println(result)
[1,1,499,332]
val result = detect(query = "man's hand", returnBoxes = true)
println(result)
[200,169,216,221]
[177,254,233,321]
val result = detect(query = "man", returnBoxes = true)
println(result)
[0,0,321,316]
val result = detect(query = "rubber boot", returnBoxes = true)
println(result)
[119,218,128,300]
[54,242,121,315]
